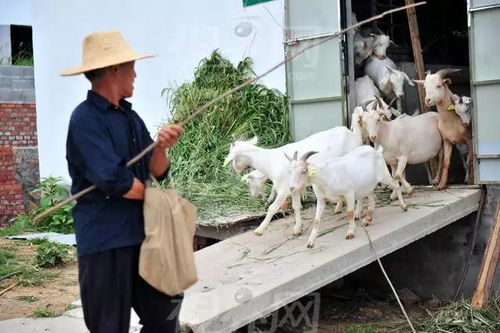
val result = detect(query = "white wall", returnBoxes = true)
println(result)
[31,0,285,182]
[0,0,32,26]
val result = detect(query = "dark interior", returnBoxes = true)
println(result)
[10,25,33,62]
[350,0,469,67]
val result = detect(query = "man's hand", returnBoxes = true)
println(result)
[157,125,184,148]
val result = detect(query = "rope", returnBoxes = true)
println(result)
[33,2,426,223]
[361,224,417,333]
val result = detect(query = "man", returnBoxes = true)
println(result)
[63,30,184,332]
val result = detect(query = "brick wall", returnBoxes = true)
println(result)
[0,103,37,146]
[0,146,24,222]
[0,102,38,223]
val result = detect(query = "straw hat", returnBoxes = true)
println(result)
[61,30,155,76]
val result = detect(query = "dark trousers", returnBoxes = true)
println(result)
[78,245,183,333]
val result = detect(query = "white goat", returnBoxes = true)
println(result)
[241,170,276,203]
[288,146,407,247]
[354,76,396,120]
[452,95,472,127]
[354,32,391,66]
[364,55,414,112]
[224,127,361,236]
[361,107,443,198]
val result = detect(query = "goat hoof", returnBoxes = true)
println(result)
[401,204,408,212]
[437,183,448,191]
[346,233,355,240]
[307,242,314,248]
[293,228,303,236]
[362,221,370,227]
[253,229,264,236]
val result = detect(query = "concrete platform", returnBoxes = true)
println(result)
[180,188,482,333]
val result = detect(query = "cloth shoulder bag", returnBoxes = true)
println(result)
[139,175,198,296]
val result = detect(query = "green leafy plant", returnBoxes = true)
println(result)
[12,48,34,66]
[2,177,74,236]
[35,240,71,268]
[32,306,59,318]
[163,50,290,221]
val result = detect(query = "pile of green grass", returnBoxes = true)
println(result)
[163,50,290,221]
[414,297,500,333]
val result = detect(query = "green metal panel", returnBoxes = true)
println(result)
[470,4,500,182]
[287,0,340,38]
[284,0,343,141]
[290,100,343,140]
[243,0,274,7]
[471,0,500,8]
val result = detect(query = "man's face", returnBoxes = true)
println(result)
[115,61,136,98]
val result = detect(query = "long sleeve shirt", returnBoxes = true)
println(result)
[66,90,166,257]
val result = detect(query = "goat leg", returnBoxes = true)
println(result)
[307,196,326,248]
[438,140,453,190]
[254,192,288,236]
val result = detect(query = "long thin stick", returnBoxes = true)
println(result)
[361,224,416,333]
[0,280,20,297]
[33,2,426,223]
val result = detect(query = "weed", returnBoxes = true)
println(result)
[35,240,71,268]
[32,306,59,318]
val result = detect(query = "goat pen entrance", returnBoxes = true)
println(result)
[345,0,471,186]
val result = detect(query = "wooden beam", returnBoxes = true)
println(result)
[471,203,500,309]
[405,0,427,115]
[406,0,436,181]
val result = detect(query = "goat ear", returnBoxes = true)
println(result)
[425,70,432,76]
[249,136,258,145]
[301,151,319,162]
[412,79,424,85]
[284,153,293,162]
[442,78,452,85]
[402,72,414,86]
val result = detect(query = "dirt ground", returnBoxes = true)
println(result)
[0,238,79,320]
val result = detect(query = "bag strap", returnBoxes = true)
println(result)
[149,173,161,188]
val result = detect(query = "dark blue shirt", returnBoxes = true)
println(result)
[66,91,163,257]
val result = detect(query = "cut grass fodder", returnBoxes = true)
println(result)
[163,50,290,221]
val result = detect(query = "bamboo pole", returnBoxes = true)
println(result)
[471,202,500,309]
[33,2,427,223]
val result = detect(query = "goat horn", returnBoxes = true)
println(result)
[293,151,298,160]
[388,96,398,108]
[361,99,375,110]
[301,151,319,162]
[375,95,384,109]
[436,68,461,78]
[376,27,384,35]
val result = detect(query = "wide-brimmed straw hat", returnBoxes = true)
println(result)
[61,30,155,76]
